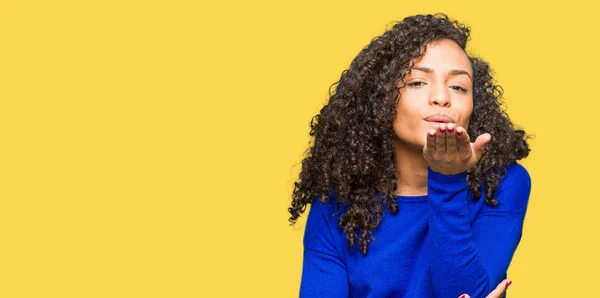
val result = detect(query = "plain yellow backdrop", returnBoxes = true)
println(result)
[1,0,598,297]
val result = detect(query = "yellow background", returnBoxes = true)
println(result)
[1,0,598,297]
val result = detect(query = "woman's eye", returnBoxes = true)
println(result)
[450,85,467,92]
[407,81,426,88]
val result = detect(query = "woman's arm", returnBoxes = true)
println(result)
[299,199,349,297]
[427,164,531,297]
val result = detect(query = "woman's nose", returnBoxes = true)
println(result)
[429,83,451,107]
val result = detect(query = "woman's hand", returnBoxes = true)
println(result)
[423,123,491,175]
[459,279,512,298]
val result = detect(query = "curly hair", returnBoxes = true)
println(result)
[288,13,531,255]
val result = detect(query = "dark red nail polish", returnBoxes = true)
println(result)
[429,132,435,137]
[506,280,512,287]
[439,127,446,132]
[457,130,463,136]
[447,127,454,132]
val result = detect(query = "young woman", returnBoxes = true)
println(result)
[288,13,532,297]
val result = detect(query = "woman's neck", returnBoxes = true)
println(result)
[393,139,428,196]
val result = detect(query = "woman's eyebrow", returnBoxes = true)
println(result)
[412,66,472,82]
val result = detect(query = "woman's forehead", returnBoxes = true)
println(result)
[410,40,472,74]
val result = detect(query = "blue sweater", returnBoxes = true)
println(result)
[300,163,531,297]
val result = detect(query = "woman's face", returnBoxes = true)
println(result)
[393,39,474,150]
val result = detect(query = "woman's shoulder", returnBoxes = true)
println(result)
[304,195,348,250]
[308,194,348,221]
[490,162,532,213]
[505,162,530,178]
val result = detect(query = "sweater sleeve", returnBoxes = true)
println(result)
[299,199,349,297]
[427,164,531,298]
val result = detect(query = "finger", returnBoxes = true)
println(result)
[424,129,437,157]
[456,126,471,158]
[486,279,512,298]
[473,133,492,159]
[435,123,447,155]
[459,295,470,298]
[446,123,457,155]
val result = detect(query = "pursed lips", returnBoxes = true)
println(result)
[424,114,455,125]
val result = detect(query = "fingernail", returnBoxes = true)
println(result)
[429,131,435,137]
[447,126,454,132]
[506,280,512,288]
[459,295,466,298]
[439,127,446,132]
[456,130,463,136]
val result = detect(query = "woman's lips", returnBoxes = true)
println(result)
[424,114,456,129]
[423,113,455,123]
[426,121,444,128]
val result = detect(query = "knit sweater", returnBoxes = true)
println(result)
[300,163,531,297]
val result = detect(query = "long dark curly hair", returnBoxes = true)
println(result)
[289,13,531,255]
